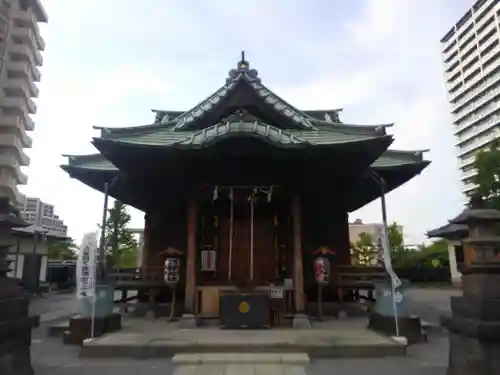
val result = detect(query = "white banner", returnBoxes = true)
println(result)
[378,228,402,288]
[76,232,98,300]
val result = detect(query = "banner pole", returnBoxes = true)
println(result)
[372,172,401,338]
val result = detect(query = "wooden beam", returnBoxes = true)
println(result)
[184,196,197,313]
[292,193,305,313]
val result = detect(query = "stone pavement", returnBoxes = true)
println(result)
[173,364,307,375]
[29,290,136,323]
[406,287,460,325]
[170,353,310,375]
[31,287,455,374]
[171,352,310,365]
[32,316,449,375]
[29,293,80,323]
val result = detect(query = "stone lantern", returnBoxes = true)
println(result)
[0,197,39,375]
[441,196,500,375]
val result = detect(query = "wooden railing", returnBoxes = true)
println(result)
[108,266,166,283]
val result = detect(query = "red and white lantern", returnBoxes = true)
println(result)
[314,257,330,284]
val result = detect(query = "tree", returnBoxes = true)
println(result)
[471,139,500,211]
[103,200,138,269]
[418,239,449,267]
[350,232,381,265]
[386,222,407,265]
[387,222,404,251]
[47,238,77,260]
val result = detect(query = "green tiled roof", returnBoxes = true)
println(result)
[152,108,344,124]
[371,150,428,168]
[100,120,386,147]
[166,72,317,130]
[63,148,427,172]
[94,59,394,138]
[64,154,115,170]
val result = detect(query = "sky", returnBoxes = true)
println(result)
[25,0,473,245]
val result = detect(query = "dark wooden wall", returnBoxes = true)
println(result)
[142,188,350,299]
[144,198,187,282]
[301,191,350,286]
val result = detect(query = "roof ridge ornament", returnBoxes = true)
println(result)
[226,51,260,84]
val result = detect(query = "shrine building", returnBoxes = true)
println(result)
[61,55,430,327]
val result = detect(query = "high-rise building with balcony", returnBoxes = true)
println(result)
[0,0,47,208]
[440,0,500,196]
[19,196,68,236]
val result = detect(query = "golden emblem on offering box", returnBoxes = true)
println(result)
[238,301,250,313]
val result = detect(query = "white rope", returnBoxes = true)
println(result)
[228,188,234,281]
[249,189,256,281]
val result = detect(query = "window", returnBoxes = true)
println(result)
[0,1,10,19]
[0,17,7,56]
[19,0,29,12]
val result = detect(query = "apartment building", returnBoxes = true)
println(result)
[348,219,404,245]
[440,0,500,195]
[19,196,68,236]
[0,0,47,208]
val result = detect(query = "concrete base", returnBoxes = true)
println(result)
[447,331,500,375]
[292,314,311,329]
[179,313,197,328]
[80,324,406,359]
[63,313,122,345]
[368,313,425,344]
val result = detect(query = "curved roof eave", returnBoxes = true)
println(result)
[347,161,430,212]
[426,223,468,239]
[90,122,393,151]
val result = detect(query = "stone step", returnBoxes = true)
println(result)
[173,364,307,375]
[172,352,310,365]
[80,339,406,359]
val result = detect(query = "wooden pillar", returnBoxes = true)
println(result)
[184,196,197,313]
[292,193,305,313]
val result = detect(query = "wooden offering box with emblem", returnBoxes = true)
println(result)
[219,292,271,329]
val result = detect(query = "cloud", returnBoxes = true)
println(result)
[30,0,472,244]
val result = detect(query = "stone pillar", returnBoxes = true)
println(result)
[181,196,197,328]
[441,200,500,375]
[0,198,38,375]
[447,240,462,287]
[291,193,310,328]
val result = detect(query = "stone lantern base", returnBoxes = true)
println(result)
[441,272,500,375]
[0,198,38,375]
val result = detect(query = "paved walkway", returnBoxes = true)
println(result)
[173,364,306,375]
[170,353,309,375]
[29,290,136,323]
[406,287,460,325]
[29,293,80,323]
